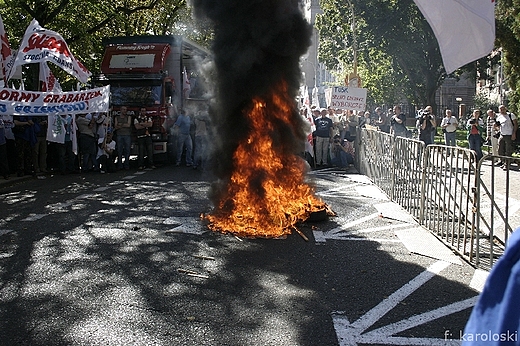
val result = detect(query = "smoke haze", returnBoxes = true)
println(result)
[192,0,312,205]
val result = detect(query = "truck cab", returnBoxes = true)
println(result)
[95,35,209,162]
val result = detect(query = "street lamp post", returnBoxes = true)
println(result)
[456,97,463,117]
[345,0,360,88]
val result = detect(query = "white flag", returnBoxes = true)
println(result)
[39,61,62,92]
[46,114,66,144]
[183,66,191,99]
[7,19,91,83]
[413,0,495,74]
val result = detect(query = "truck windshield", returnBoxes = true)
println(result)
[110,84,162,107]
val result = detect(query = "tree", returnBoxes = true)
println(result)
[0,0,206,89]
[495,0,520,114]
[316,0,449,113]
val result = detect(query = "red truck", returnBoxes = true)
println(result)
[96,35,210,162]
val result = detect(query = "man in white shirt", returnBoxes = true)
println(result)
[494,104,518,163]
[440,109,458,147]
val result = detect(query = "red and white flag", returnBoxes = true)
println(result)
[0,15,17,85]
[39,61,62,92]
[7,19,91,83]
[183,66,191,99]
[414,0,495,74]
[303,109,315,158]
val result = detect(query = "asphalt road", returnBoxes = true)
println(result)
[0,164,486,345]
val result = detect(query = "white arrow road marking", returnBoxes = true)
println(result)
[332,261,477,345]
[313,213,416,243]
[317,184,363,198]
[360,297,478,345]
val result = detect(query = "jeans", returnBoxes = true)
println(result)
[444,131,456,147]
[117,134,132,169]
[137,136,154,167]
[468,134,483,162]
[176,133,193,165]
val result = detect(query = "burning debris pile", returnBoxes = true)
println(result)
[193,0,329,238]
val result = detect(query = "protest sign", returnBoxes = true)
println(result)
[325,86,367,112]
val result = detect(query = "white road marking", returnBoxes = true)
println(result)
[332,261,476,345]
[469,269,489,293]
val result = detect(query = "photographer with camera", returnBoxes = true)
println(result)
[416,108,436,145]
[466,109,485,162]
[440,109,458,147]
[390,105,411,138]
[330,135,354,169]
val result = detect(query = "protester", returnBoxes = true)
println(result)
[134,107,155,170]
[2,115,16,175]
[358,111,372,128]
[466,109,485,162]
[375,107,390,133]
[0,117,9,179]
[76,113,98,172]
[424,106,437,144]
[485,109,499,156]
[174,108,194,167]
[13,115,37,177]
[56,114,76,174]
[330,135,354,168]
[193,110,210,170]
[97,129,117,173]
[440,109,458,147]
[32,116,48,174]
[390,105,410,138]
[313,108,334,167]
[494,104,518,168]
[114,106,133,170]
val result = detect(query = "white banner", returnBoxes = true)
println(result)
[325,86,367,112]
[0,85,110,115]
[7,19,91,83]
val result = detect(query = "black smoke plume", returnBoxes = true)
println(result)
[192,0,312,205]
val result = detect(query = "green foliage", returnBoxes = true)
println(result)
[0,0,210,90]
[316,0,446,110]
[473,92,499,113]
[495,0,520,114]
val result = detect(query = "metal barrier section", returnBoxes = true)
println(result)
[422,145,482,266]
[390,136,425,221]
[356,128,515,270]
[475,155,518,268]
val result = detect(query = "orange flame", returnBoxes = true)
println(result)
[206,81,327,238]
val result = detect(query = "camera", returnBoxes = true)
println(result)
[333,139,340,144]
[469,119,476,125]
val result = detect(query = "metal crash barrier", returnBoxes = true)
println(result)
[357,128,516,270]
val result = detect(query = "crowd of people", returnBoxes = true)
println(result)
[0,106,212,180]
[301,103,519,170]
